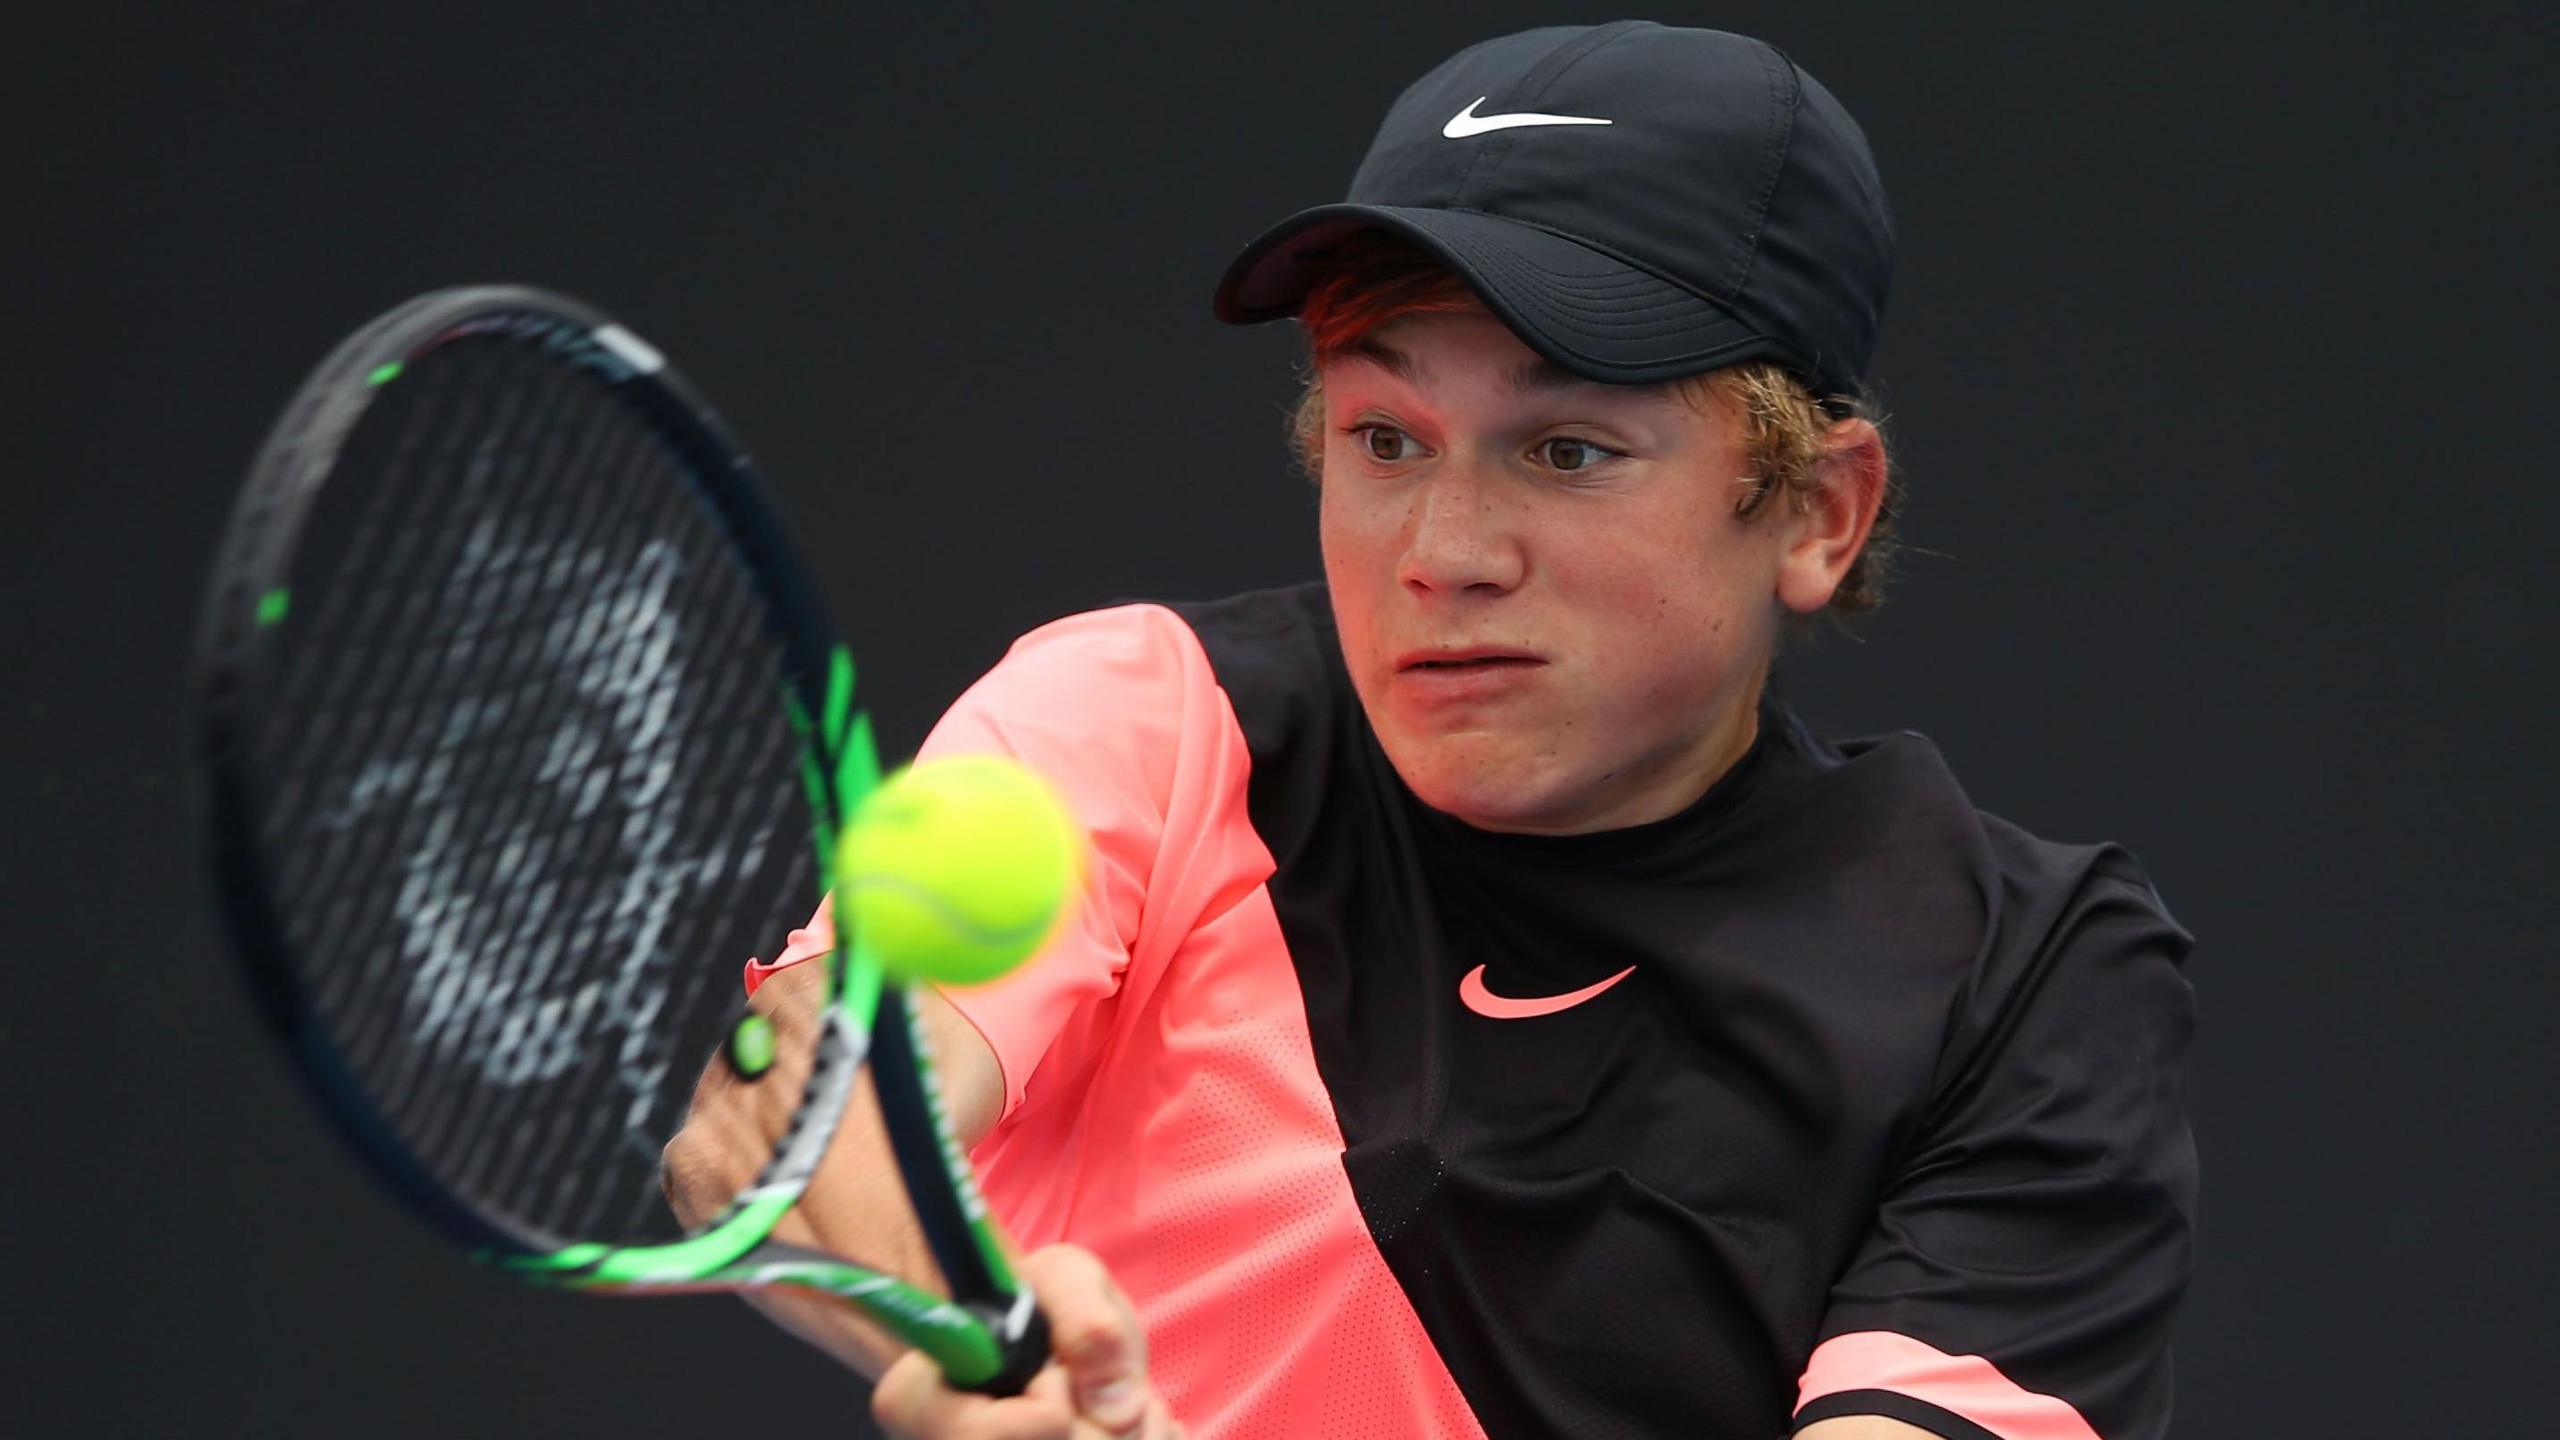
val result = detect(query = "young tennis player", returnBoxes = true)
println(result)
[667,22,2196,1439]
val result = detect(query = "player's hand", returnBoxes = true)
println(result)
[872,1244,1181,1440]
[665,958,1005,1233]
[665,961,829,1227]
[664,961,893,1372]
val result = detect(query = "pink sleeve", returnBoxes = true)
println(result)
[745,604,1229,1128]
[917,604,1224,1126]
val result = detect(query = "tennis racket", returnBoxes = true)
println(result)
[192,285,1048,1394]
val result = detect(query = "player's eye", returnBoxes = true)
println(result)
[1350,425,1420,463]
[1538,436,1618,473]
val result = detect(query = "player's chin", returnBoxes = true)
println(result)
[1386,733,1581,833]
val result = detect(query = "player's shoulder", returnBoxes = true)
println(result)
[1160,582,1349,747]
[1803,718,2194,996]
[1161,581,1336,671]
[1810,724,2197,1086]
[933,602,1225,784]
[994,583,1328,676]
[955,584,1341,771]
[1925,788,2196,1096]
[995,596,1205,670]
[1977,806,2188,945]
[1811,717,2184,938]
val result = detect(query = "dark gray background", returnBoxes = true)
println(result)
[8,3,2551,1434]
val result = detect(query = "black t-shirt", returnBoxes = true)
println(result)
[918,582,2197,1438]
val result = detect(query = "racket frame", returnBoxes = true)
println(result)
[196,287,1042,1391]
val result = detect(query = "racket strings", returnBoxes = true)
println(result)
[515,425,797,1241]
[291,418,536,1053]
[356,355,659,1132]
[310,349,566,1069]
[394,359,777,1233]
[288,350,557,1004]
[316,348,764,1234]
[253,337,823,1247]
[431,418,674,1216]
[305,351,600,1141]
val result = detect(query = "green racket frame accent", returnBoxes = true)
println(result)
[727,1013,778,1078]
[499,645,1029,1387]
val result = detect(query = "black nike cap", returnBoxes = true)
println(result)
[1212,21,1894,399]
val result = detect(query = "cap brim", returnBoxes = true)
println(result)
[1212,203,1793,385]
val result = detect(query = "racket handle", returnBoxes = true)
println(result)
[959,1292,1051,1397]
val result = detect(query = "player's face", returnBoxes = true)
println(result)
[1319,310,1808,835]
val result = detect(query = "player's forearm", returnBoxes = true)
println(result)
[727,1073,947,1379]
[661,964,996,1381]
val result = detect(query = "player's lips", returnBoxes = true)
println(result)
[1392,647,1546,701]
[1395,646,1544,670]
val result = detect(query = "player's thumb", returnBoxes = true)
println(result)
[1020,1244,1151,1433]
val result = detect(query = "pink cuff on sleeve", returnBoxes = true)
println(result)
[742,897,837,998]
[1798,1331,2101,1440]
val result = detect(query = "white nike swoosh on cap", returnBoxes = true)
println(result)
[1441,97,1615,138]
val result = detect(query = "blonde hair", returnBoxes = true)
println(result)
[1288,231,1901,619]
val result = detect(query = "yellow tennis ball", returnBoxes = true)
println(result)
[836,754,1083,986]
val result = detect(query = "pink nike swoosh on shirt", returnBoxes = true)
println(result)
[1457,963,1638,1019]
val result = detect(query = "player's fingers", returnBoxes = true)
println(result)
[663,964,837,1223]
[1020,1244,1153,1432]
[870,1357,1177,1440]
[872,1353,1081,1440]
[659,1078,802,1224]
[1048,1373,1179,1440]
[872,1247,1164,1440]
[657,1124,743,1229]
[870,1349,988,1438]
[868,1350,938,1437]
[1119,1393,1184,1440]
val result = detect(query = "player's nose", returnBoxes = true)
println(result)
[1396,463,1525,597]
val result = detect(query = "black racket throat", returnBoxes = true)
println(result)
[870,986,1009,1301]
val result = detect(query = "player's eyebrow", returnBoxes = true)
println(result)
[1338,337,1423,385]
[1501,354,1608,396]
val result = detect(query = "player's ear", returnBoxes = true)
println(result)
[1775,417,1886,615]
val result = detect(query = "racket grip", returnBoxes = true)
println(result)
[958,1293,1052,1397]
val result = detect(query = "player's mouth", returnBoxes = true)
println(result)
[1396,644,1546,669]
[1393,648,1546,699]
